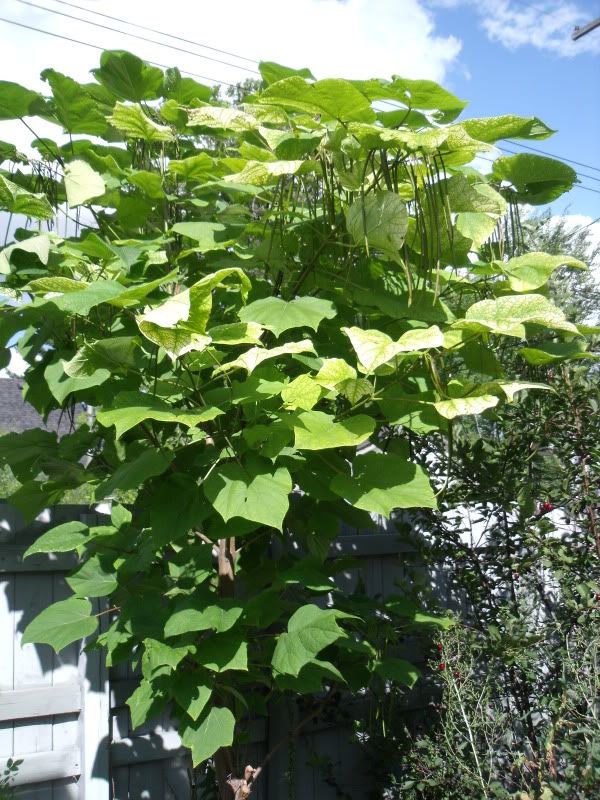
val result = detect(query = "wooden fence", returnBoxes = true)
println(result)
[0,505,448,799]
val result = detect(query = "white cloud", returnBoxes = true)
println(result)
[0,0,461,87]
[0,348,27,378]
[551,214,600,266]
[429,0,600,56]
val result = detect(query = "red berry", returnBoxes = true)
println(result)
[436,642,443,651]
[439,663,446,671]
[541,502,554,513]
[453,671,461,679]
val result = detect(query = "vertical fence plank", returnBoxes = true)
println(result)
[13,573,54,757]
[0,572,14,759]
[78,602,110,797]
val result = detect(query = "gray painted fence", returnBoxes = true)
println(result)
[0,505,450,799]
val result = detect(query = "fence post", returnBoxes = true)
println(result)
[79,512,111,799]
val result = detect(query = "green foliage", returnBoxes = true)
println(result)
[362,218,600,799]
[0,51,588,794]
[0,757,22,799]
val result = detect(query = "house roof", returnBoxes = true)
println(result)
[0,378,82,436]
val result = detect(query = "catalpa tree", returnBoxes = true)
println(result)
[0,51,588,797]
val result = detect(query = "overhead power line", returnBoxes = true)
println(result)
[510,0,565,21]
[498,146,600,185]
[0,15,235,86]
[565,216,600,239]
[476,154,600,196]
[505,140,600,175]
[44,0,258,64]
[13,0,260,76]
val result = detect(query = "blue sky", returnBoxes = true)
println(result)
[432,1,600,218]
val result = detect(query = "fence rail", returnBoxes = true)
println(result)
[0,504,438,799]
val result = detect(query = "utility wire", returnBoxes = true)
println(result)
[43,0,258,65]
[498,146,600,184]
[0,16,236,86]
[564,215,600,240]
[13,0,260,76]
[505,140,600,175]
[511,0,567,21]
[476,154,600,196]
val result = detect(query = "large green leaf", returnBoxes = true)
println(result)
[518,341,599,365]
[281,374,322,411]
[137,268,251,352]
[456,212,497,249]
[239,296,336,338]
[97,391,222,438]
[172,675,211,722]
[501,252,586,292]
[0,81,45,119]
[91,50,164,102]
[44,359,110,404]
[0,235,52,275]
[0,175,54,219]
[216,340,315,374]
[171,222,232,250]
[95,448,172,500]
[315,359,357,389]
[257,76,376,122]
[461,115,555,143]
[259,61,315,85]
[64,160,106,207]
[459,294,579,338]
[126,679,166,730]
[107,269,179,308]
[204,462,291,531]
[27,276,85,294]
[23,521,88,558]
[342,326,442,373]
[330,453,436,517]
[165,600,243,637]
[198,633,248,672]
[187,106,258,132]
[168,153,215,182]
[136,323,210,360]
[290,410,375,450]
[67,555,118,597]
[224,159,317,186]
[352,76,466,121]
[42,280,125,315]
[491,154,577,205]
[163,68,211,104]
[141,638,191,679]
[64,337,139,377]
[42,70,109,134]
[181,707,235,767]
[272,604,350,677]
[374,658,420,688]
[346,191,408,257]
[22,597,98,653]
[0,428,57,481]
[108,102,174,142]
[445,175,507,215]
[434,395,499,419]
